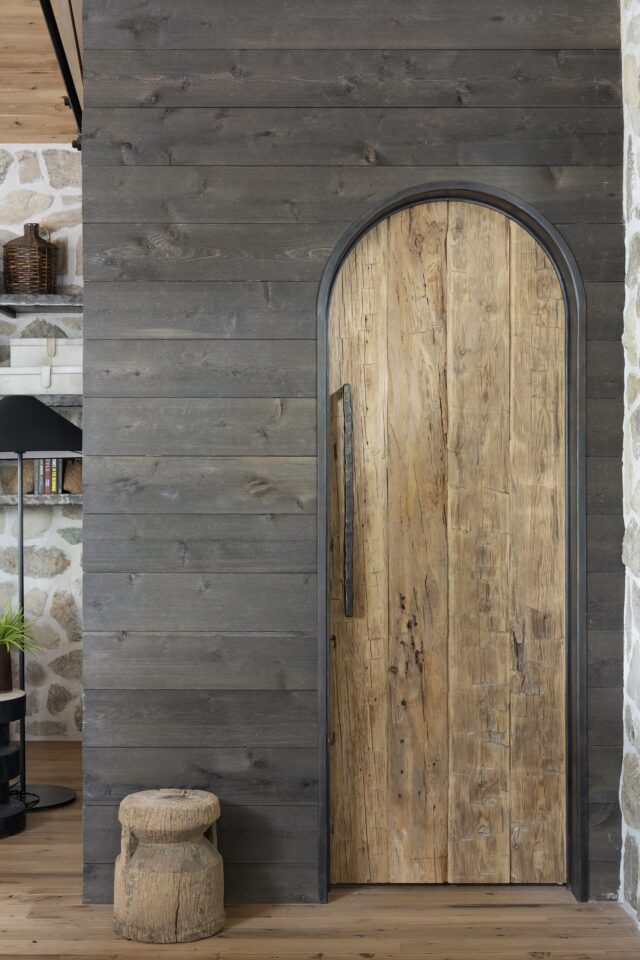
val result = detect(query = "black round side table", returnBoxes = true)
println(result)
[0,690,26,838]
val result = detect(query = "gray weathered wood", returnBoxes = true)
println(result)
[84,281,317,340]
[84,572,317,633]
[83,1,620,50]
[587,341,624,398]
[586,283,625,340]
[84,222,339,282]
[587,572,625,630]
[84,861,320,905]
[85,221,622,283]
[82,456,316,514]
[587,458,622,514]
[586,514,624,572]
[588,630,624,688]
[84,340,316,398]
[83,514,316,573]
[588,804,622,862]
[587,687,623,746]
[588,745,624,803]
[83,745,318,805]
[83,165,622,225]
[84,803,317,864]
[83,398,316,456]
[83,689,318,747]
[587,860,623,900]
[83,631,317,689]
[83,107,622,167]
[586,399,624,457]
[85,49,621,109]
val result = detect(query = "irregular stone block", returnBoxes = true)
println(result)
[43,149,81,190]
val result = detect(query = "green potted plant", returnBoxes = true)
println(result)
[0,605,40,694]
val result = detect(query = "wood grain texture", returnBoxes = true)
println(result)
[83,0,620,50]
[82,456,316,515]
[83,107,622,167]
[84,572,316,633]
[83,282,318,340]
[85,802,317,865]
[83,0,623,903]
[83,689,317,748]
[85,49,620,109]
[386,204,448,882]
[328,221,390,883]
[84,340,316,398]
[83,631,317,690]
[1,0,76,142]
[508,222,566,883]
[85,222,622,284]
[83,398,316,456]
[446,202,511,884]
[83,514,316,573]
[83,166,622,225]
[83,745,318,805]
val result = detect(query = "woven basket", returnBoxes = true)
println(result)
[3,223,57,294]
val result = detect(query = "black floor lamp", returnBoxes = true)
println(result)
[0,396,82,810]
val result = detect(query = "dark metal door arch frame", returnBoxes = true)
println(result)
[316,182,587,902]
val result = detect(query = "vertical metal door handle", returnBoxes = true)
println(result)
[343,384,354,617]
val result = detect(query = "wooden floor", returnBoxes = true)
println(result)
[1,742,638,959]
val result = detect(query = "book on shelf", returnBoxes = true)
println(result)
[31,457,65,495]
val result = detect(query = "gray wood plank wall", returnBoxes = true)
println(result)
[83,0,623,903]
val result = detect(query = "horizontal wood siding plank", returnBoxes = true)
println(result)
[83,108,622,167]
[83,745,318,805]
[84,572,316,632]
[586,514,624,572]
[84,340,316,398]
[589,745,624,802]
[587,458,622,515]
[85,222,622,283]
[84,398,316,456]
[83,1,620,50]
[85,49,621,109]
[83,281,317,340]
[585,283,624,340]
[83,862,320,905]
[84,803,317,864]
[85,222,339,282]
[82,456,316,514]
[588,803,622,861]
[587,572,625,629]
[587,687,623,746]
[83,689,318,747]
[588,630,624,688]
[588,860,622,900]
[586,398,624,456]
[587,341,624,398]
[84,631,317,689]
[83,165,623,225]
[83,514,316,573]
[83,280,623,342]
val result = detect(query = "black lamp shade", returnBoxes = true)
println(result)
[0,396,82,455]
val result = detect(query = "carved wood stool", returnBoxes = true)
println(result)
[113,788,224,943]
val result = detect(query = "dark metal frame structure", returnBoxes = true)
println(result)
[39,0,82,147]
[316,182,587,902]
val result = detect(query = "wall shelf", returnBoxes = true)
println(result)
[0,494,82,506]
[0,294,83,319]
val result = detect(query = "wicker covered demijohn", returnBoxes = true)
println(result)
[3,223,57,294]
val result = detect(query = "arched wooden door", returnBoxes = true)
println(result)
[328,200,566,885]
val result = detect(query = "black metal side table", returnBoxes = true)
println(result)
[0,690,26,838]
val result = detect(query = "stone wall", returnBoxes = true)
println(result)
[0,143,82,740]
[622,0,640,921]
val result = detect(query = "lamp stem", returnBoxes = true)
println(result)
[17,453,26,798]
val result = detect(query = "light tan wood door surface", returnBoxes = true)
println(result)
[328,200,566,886]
